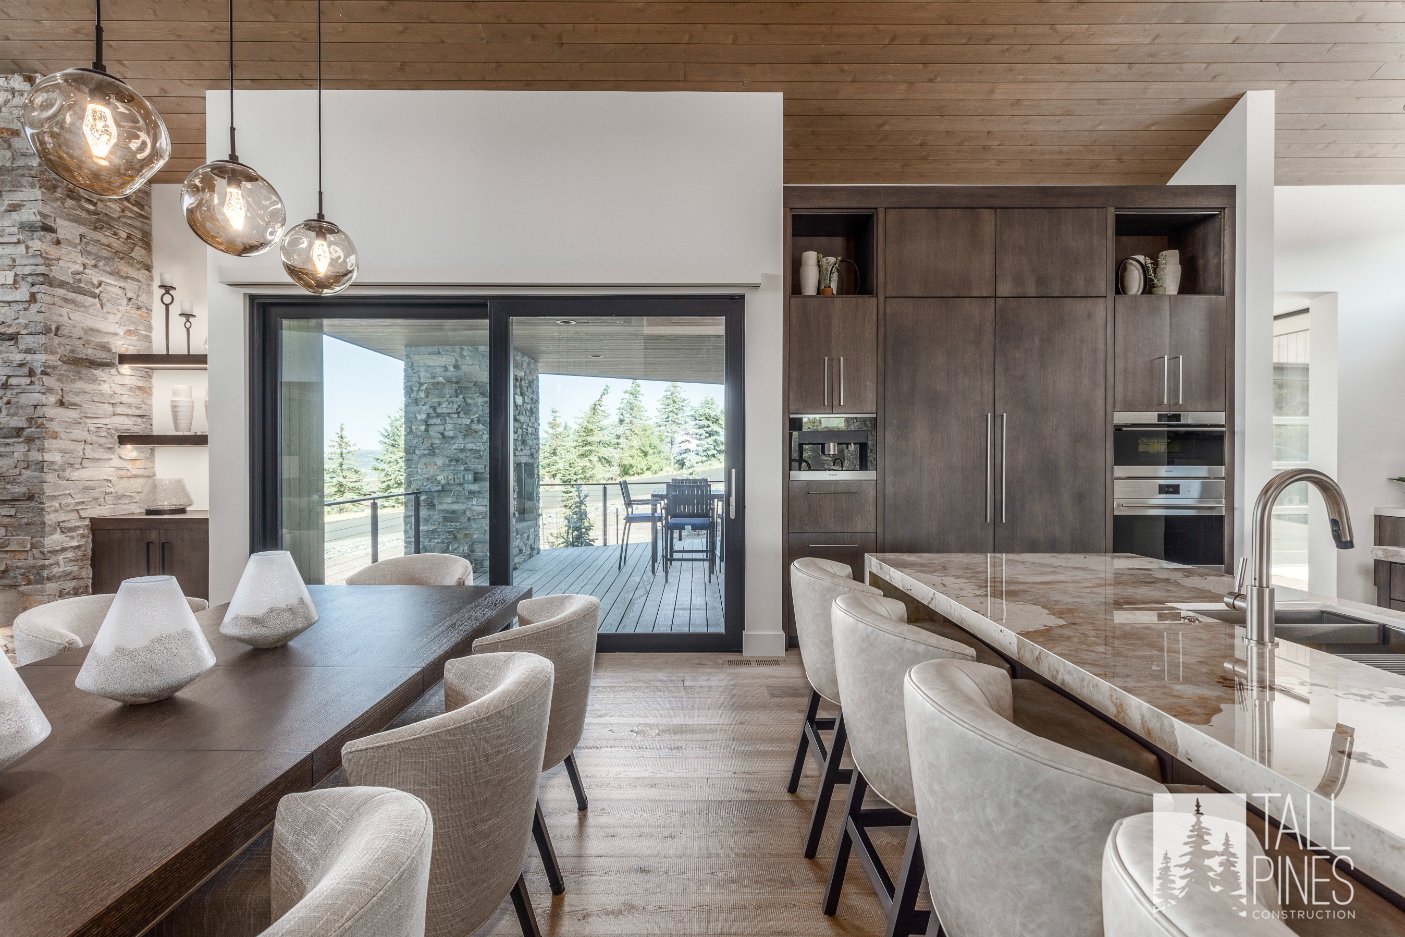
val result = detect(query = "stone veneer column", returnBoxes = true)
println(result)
[0,74,154,625]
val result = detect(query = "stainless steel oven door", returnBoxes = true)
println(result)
[1113,497,1226,567]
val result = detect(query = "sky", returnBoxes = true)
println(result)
[323,336,723,450]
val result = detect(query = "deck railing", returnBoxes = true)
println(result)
[537,482,617,547]
[324,490,425,565]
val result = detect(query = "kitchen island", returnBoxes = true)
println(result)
[868,552,1405,900]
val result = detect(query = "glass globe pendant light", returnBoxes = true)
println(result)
[280,0,357,295]
[181,0,285,255]
[20,0,170,198]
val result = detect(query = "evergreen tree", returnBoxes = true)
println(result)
[554,484,595,547]
[1213,831,1247,914]
[324,423,369,514]
[690,396,725,468]
[540,409,573,483]
[1154,850,1179,909]
[370,409,405,505]
[657,382,691,469]
[567,387,616,482]
[616,380,670,478]
[1176,800,1220,900]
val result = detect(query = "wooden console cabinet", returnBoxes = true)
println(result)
[91,512,210,599]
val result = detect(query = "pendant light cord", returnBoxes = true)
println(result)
[227,0,239,160]
[315,0,324,220]
[91,0,105,72]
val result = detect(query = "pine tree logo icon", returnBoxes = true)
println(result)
[1153,797,1250,916]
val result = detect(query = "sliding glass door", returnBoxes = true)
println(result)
[252,295,744,650]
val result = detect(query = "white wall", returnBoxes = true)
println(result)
[1169,90,1276,561]
[1276,187,1405,602]
[190,90,786,651]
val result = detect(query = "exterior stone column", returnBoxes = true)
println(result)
[0,74,155,627]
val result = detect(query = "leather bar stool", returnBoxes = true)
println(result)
[902,659,1170,937]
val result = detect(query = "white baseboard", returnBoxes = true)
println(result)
[742,630,787,657]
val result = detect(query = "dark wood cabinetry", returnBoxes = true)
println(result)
[789,480,876,532]
[996,208,1107,297]
[91,513,210,599]
[885,209,995,297]
[786,297,876,414]
[1114,295,1227,412]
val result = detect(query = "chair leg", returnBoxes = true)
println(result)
[803,712,848,859]
[510,874,543,937]
[787,689,821,794]
[618,519,627,569]
[532,801,565,895]
[564,752,588,811]
[823,769,868,916]
[884,820,927,937]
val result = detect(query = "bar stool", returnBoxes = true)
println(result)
[345,554,473,586]
[262,787,434,937]
[787,557,878,857]
[1102,812,1291,937]
[902,659,1168,937]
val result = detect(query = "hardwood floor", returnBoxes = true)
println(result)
[478,651,902,936]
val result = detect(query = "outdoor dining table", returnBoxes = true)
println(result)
[1,582,527,937]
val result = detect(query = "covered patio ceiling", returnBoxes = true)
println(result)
[323,314,724,384]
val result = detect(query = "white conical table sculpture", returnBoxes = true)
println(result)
[220,551,319,649]
[75,576,216,704]
[0,652,50,770]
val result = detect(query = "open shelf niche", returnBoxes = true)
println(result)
[1114,210,1224,296]
[790,211,876,296]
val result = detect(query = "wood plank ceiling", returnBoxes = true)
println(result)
[2,1,1402,186]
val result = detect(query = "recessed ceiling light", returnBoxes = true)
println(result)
[556,319,577,326]
[588,353,603,358]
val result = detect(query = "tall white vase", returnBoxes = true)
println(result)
[0,652,50,770]
[170,384,194,433]
[799,251,820,296]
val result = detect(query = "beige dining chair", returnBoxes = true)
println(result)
[342,652,553,937]
[13,592,209,665]
[902,658,1169,937]
[1102,812,1292,937]
[262,786,434,937]
[473,593,599,896]
[345,554,474,586]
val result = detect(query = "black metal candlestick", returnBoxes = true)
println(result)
[158,284,176,353]
[180,311,196,354]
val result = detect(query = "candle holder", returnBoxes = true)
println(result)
[180,310,196,354]
[158,283,176,354]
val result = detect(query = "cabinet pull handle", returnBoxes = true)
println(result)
[1000,412,1008,525]
[838,356,846,407]
[823,356,830,406]
[729,468,736,520]
[986,412,994,525]
[806,490,856,495]
[1157,355,1170,406]
[808,543,860,549]
[145,540,156,575]
[1172,354,1184,405]
[159,540,170,574]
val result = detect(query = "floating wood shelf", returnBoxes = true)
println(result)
[117,434,209,447]
[117,354,208,370]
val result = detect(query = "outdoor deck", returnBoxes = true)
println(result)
[478,539,724,634]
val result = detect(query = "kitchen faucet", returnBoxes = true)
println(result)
[1224,467,1356,648]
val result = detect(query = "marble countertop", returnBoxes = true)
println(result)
[867,552,1405,897]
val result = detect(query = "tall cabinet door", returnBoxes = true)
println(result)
[830,299,877,413]
[994,298,1108,553]
[1113,295,1171,411]
[883,299,996,552]
[787,298,835,412]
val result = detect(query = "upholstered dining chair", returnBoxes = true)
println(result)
[473,593,599,896]
[341,652,553,937]
[344,554,473,586]
[787,557,880,858]
[902,659,1170,937]
[12,593,209,665]
[1102,812,1292,937]
[261,786,434,937]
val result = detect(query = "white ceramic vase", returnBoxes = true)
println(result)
[1157,250,1182,295]
[75,575,216,704]
[170,384,194,433]
[0,652,50,770]
[799,251,820,296]
[220,551,319,649]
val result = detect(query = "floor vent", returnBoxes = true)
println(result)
[723,658,784,667]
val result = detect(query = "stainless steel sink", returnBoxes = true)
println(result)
[1190,604,1387,644]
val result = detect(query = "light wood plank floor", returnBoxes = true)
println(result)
[479,651,904,937]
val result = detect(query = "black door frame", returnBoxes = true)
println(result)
[250,293,745,652]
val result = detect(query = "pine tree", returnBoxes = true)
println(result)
[324,423,369,514]
[690,396,725,468]
[616,380,670,478]
[370,409,405,506]
[1176,800,1220,900]
[554,484,595,547]
[657,382,691,469]
[1154,850,1179,910]
[1213,831,1248,914]
[567,387,616,483]
[540,409,573,483]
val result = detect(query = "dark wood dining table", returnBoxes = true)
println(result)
[0,583,527,937]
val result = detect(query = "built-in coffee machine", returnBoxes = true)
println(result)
[789,415,877,479]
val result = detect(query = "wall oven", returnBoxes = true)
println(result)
[1112,412,1226,567]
